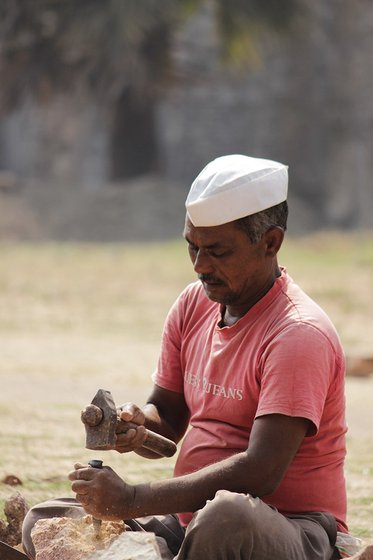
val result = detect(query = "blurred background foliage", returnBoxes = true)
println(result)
[0,0,296,106]
[0,0,372,239]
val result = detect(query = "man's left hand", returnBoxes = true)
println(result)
[68,463,135,520]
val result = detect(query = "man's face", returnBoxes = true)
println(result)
[183,217,276,316]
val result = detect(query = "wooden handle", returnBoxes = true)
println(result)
[118,421,177,458]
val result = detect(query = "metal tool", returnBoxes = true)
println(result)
[81,389,177,458]
[88,459,103,539]
[0,540,28,559]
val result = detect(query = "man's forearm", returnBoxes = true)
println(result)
[123,413,309,519]
[142,403,175,438]
[127,450,264,519]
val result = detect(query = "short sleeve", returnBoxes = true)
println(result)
[152,294,185,393]
[256,323,338,434]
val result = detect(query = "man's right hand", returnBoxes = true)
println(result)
[114,402,148,453]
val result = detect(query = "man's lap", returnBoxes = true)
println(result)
[22,492,339,560]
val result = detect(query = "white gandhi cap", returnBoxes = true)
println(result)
[185,154,288,227]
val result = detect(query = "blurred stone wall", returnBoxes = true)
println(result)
[158,0,373,232]
[0,0,372,232]
[0,94,108,191]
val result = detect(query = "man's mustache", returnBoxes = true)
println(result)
[198,274,224,284]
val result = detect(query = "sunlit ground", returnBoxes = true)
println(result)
[0,235,372,541]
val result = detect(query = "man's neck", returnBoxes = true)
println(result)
[220,265,282,326]
[220,307,241,327]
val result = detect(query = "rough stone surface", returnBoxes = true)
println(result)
[0,492,29,547]
[87,532,162,560]
[349,545,373,560]
[31,515,125,560]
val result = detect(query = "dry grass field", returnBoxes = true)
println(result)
[0,233,372,544]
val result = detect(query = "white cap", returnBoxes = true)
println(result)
[186,154,288,226]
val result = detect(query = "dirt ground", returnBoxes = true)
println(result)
[0,182,372,543]
[1,343,372,541]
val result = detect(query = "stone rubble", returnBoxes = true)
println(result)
[31,515,124,560]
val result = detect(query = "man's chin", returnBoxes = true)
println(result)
[202,282,227,302]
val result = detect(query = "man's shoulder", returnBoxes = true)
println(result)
[281,273,333,325]
[278,272,343,351]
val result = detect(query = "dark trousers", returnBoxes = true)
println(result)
[22,492,340,560]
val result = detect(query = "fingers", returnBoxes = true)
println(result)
[114,425,147,453]
[68,463,103,483]
[77,494,90,506]
[68,463,88,480]
[113,403,147,453]
[68,463,129,520]
[68,463,106,509]
[117,403,145,425]
[68,467,91,507]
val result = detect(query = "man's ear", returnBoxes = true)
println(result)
[263,227,285,257]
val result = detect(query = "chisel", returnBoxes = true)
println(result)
[88,459,103,539]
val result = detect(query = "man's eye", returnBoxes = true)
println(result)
[209,250,228,258]
[188,244,198,253]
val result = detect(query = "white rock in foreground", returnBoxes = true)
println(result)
[87,532,162,560]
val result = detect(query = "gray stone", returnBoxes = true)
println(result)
[87,532,162,560]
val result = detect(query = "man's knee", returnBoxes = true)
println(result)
[175,492,272,559]
[190,490,263,536]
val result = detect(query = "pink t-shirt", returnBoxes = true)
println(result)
[153,270,347,531]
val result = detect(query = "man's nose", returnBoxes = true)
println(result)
[193,249,214,274]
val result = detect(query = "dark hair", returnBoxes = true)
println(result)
[234,201,288,244]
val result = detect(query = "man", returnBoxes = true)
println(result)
[23,155,350,559]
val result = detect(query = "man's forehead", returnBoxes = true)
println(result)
[183,216,239,245]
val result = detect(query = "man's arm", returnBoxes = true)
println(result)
[70,413,310,520]
[133,413,310,515]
